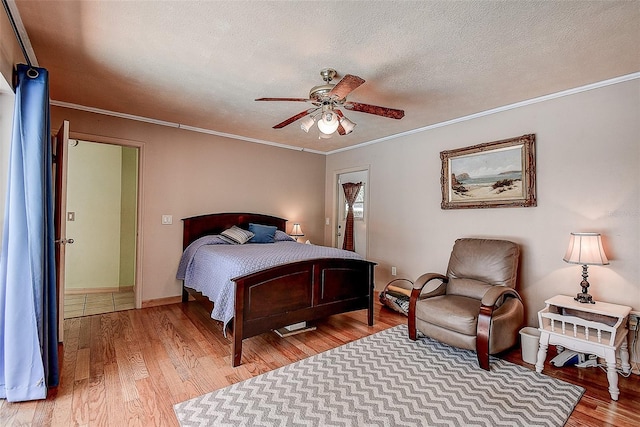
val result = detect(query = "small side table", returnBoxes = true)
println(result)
[536,295,631,400]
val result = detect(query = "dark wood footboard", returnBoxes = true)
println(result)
[231,258,375,366]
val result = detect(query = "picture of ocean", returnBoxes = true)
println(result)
[449,145,525,201]
[458,171,522,185]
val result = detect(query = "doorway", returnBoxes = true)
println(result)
[335,168,369,258]
[62,139,139,318]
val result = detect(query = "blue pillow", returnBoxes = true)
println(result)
[249,223,277,243]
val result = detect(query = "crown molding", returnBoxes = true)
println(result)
[51,71,639,156]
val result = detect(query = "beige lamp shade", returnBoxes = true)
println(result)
[290,223,304,237]
[563,232,609,265]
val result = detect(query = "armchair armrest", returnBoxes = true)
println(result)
[408,273,448,341]
[477,286,522,370]
[481,286,522,307]
[412,273,448,296]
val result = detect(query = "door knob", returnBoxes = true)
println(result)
[55,238,74,245]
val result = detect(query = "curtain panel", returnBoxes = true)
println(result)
[342,182,362,252]
[0,64,59,402]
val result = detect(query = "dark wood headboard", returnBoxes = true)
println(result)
[182,212,287,249]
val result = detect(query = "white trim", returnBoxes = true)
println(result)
[68,131,145,310]
[325,72,640,155]
[4,0,39,66]
[51,72,640,156]
[50,100,326,155]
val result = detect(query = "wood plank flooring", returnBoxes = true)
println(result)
[1,299,639,426]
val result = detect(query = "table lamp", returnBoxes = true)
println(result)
[290,223,304,242]
[563,232,609,304]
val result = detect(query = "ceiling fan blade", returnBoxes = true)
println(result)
[328,74,365,100]
[272,109,314,129]
[255,97,310,102]
[344,102,405,119]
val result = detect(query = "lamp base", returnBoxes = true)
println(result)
[574,292,595,304]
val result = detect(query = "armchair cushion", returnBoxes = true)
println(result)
[415,294,481,336]
[446,277,493,300]
[447,238,519,288]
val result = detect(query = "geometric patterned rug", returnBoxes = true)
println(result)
[174,325,584,426]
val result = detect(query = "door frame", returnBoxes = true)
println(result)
[67,131,145,310]
[332,165,370,257]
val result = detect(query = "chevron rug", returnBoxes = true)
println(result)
[174,326,584,426]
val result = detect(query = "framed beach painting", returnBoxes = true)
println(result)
[440,134,536,209]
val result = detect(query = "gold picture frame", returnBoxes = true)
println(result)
[441,134,536,209]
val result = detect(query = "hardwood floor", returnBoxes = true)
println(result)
[1,299,638,426]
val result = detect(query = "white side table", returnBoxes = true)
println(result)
[536,294,631,400]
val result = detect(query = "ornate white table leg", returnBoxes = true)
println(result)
[536,332,550,373]
[605,350,620,401]
[620,339,631,374]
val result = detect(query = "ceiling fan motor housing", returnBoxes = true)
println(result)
[309,84,336,101]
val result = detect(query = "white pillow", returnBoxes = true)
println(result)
[220,226,254,244]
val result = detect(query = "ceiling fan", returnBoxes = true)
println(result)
[255,68,405,137]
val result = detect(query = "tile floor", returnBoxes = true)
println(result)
[63,290,135,318]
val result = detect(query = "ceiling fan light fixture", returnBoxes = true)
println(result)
[300,115,315,133]
[339,116,356,134]
[317,111,339,134]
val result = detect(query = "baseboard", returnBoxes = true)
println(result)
[141,295,183,308]
[65,286,133,295]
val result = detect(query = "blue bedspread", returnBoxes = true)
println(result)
[177,237,363,331]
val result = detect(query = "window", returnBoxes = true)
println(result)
[345,185,365,220]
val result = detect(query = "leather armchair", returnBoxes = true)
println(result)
[408,238,524,370]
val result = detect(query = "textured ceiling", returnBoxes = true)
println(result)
[13,1,640,154]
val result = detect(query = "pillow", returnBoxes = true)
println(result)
[220,225,254,244]
[249,223,278,243]
[274,230,295,242]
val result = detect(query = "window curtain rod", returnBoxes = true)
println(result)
[2,0,36,68]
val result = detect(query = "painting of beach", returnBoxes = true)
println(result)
[440,134,536,209]
[450,145,523,201]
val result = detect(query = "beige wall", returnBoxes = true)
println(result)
[326,79,640,329]
[51,106,327,302]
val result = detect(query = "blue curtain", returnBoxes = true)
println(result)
[0,64,59,402]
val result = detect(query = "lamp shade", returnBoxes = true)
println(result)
[563,232,609,265]
[317,111,339,134]
[300,115,315,133]
[290,223,304,237]
[339,116,356,134]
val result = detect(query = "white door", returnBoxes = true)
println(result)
[336,170,368,258]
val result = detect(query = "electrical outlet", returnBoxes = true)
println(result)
[391,266,397,276]
[161,215,173,225]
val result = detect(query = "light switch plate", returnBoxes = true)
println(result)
[67,212,75,221]
[161,215,173,225]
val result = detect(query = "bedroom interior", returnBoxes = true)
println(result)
[0,0,638,425]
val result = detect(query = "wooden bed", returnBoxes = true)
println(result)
[181,212,376,367]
